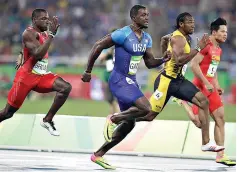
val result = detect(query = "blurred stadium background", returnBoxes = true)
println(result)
[0,0,236,122]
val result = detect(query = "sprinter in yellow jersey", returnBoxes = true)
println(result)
[136,12,225,152]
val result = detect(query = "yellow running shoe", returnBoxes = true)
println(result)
[216,154,236,166]
[172,97,183,106]
[91,154,116,169]
[103,114,117,142]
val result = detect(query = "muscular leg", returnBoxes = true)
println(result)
[212,106,235,165]
[96,88,144,156]
[0,104,18,123]
[191,92,210,145]
[136,110,158,122]
[179,101,201,128]
[0,80,32,123]
[111,96,151,124]
[211,106,225,156]
[44,77,72,122]
[95,120,135,157]
[136,93,172,122]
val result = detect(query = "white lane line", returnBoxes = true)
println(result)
[0,152,235,171]
[0,158,228,169]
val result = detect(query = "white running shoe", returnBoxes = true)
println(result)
[201,142,225,152]
[40,119,60,136]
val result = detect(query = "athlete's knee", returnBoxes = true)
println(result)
[215,118,225,128]
[135,97,152,115]
[145,114,156,122]
[60,82,72,95]
[143,112,158,122]
[128,107,148,115]
[199,94,209,109]
[213,113,225,127]
[0,108,14,121]
[139,104,152,116]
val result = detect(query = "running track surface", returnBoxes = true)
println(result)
[0,150,235,172]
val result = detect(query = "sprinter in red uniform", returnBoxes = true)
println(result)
[0,9,72,136]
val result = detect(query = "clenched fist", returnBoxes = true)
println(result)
[81,71,91,82]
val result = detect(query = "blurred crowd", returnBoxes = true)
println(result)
[0,0,235,103]
[0,0,235,62]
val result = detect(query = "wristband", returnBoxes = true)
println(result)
[47,30,56,37]
[161,57,166,63]
[48,33,55,38]
[195,45,201,52]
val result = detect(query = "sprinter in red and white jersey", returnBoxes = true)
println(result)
[0,9,71,136]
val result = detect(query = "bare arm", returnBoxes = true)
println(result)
[23,30,53,61]
[171,35,199,66]
[160,34,171,54]
[85,34,115,73]
[143,48,168,69]
[214,72,224,94]
[190,53,210,85]
[213,72,220,88]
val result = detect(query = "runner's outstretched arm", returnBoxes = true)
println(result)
[143,48,171,69]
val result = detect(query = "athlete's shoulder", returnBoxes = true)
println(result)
[172,30,183,37]
[118,26,132,37]
[170,30,184,39]
[207,41,213,48]
[170,34,186,45]
[143,32,152,41]
[22,28,35,37]
[111,26,131,45]
[24,26,38,34]
[23,26,37,34]
[22,27,39,43]
[200,42,212,56]
[209,42,222,55]
[26,26,34,30]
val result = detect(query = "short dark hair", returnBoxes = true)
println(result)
[130,5,146,20]
[175,12,192,29]
[210,18,227,33]
[32,9,47,21]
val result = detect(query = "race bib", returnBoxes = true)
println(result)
[106,59,114,72]
[153,90,163,100]
[207,60,219,77]
[32,59,48,75]
[182,64,188,76]
[128,55,142,75]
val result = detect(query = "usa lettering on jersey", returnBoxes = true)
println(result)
[133,44,147,52]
